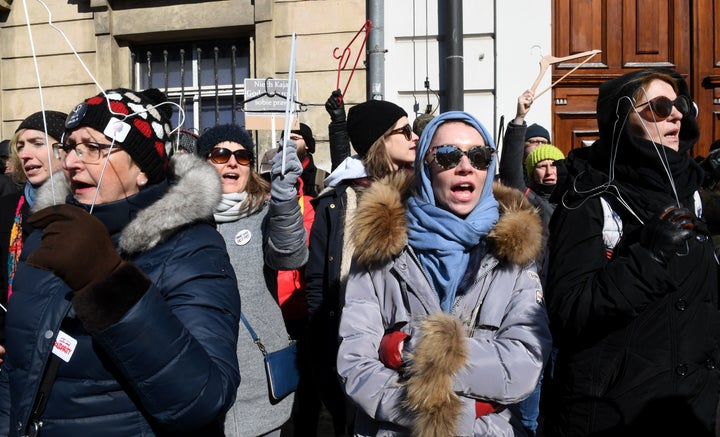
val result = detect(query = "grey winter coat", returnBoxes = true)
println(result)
[220,197,308,437]
[337,175,553,437]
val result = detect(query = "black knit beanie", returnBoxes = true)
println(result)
[196,124,255,165]
[524,123,551,142]
[284,122,316,154]
[64,88,172,183]
[347,100,407,158]
[16,110,68,143]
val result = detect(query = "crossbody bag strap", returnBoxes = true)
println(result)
[240,312,267,356]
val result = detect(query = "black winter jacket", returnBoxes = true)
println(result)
[544,69,720,437]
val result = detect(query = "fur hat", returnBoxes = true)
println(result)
[196,124,255,165]
[525,123,551,142]
[347,100,407,158]
[284,122,316,154]
[525,143,565,177]
[64,88,172,183]
[16,110,68,143]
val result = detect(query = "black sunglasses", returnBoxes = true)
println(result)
[386,124,413,141]
[635,95,691,118]
[208,147,251,165]
[430,144,495,170]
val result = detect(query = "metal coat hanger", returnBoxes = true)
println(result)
[529,49,601,98]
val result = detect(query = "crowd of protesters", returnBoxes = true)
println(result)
[0,66,717,437]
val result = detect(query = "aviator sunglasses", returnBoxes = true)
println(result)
[635,95,691,118]
[430,144,495,170]
[208,147,251,165]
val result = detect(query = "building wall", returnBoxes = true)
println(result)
[0,0,365,171]
[0,0,551,171]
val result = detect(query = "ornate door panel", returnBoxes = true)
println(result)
[696,0,720,153]
[552,0,710,156]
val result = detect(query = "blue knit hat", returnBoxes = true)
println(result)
[196,124,255,165]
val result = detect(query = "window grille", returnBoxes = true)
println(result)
[131,40,251,134]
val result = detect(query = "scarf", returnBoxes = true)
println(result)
[406,111,499,312]
[213,192,253,223]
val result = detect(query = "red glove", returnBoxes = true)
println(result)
[476,400,502,417]
[379,330,408,369]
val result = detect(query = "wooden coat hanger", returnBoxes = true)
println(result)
[529,49,601,98]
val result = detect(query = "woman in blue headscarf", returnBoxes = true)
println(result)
[336,111,552,436]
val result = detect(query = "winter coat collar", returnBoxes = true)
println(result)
[350,172,543,268]
[33,153,221,255]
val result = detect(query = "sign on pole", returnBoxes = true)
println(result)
[243,78,300,130]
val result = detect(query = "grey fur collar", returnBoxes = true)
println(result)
[33,153,222,254]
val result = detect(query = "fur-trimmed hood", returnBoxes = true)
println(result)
[33,153,221,255]
[350,172,543,268]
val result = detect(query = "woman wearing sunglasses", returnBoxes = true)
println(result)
[336,111,552,436]
[544,69,719,436]
[196,124,307,437]
[301,99,418,436]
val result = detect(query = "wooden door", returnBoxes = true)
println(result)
[552,0,718,158]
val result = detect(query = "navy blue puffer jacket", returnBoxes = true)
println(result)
[0,154,240,437]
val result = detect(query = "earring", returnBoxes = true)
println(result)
[138,178,148,186]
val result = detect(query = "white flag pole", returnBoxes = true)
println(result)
[281,33,298,175]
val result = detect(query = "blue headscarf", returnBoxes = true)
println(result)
[406,111,499,312]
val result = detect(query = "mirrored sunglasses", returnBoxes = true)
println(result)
[635,95,691,118]
[386,124,413,141]
[431,144,495,170]
[208,147,251,165]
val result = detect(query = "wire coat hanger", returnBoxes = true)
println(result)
[529,49,601,98]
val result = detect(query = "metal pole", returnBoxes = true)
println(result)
[441,0,463,111]
[366,0,385,100]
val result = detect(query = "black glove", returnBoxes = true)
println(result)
[641,206,695,265]
[325,89,346,123]
[27,204,122,292]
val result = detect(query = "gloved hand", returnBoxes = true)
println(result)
[640,205,695,265]
[270,139,303,202]
[379,330,408,369]
[325,89,346,123]
[27,204,122,292]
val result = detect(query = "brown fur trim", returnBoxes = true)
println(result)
[72,262,151,332]
[404,313,468,437]
[488,182,544,265]
[350,177,543,268]
[350,172,414,268]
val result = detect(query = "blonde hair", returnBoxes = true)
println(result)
[237,169,270,215]
[9,130,27,184]
[363,124,409,180]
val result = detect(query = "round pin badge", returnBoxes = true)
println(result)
[234,229,252,246]
[65,102,88,129]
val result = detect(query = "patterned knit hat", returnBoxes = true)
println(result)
[16,110,68,143]
[64,88,173,183]
[525,143,565,177]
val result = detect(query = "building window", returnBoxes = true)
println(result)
[132,40,251,133]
